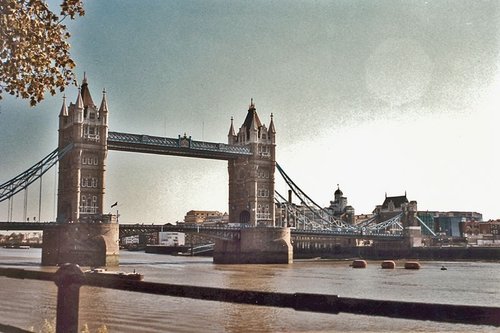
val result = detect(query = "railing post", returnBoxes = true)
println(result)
[53,263,85,333]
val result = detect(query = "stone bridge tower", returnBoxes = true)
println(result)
[227,100,276,226]
[216,100,292,264]
[57,74,109,223]
[42,75,118,266]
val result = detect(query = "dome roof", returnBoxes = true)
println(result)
[334,185,343,196]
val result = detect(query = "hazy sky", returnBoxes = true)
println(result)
[1,1,500,223]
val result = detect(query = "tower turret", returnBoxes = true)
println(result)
[228,116,236,144]
[268,113,276,143]
[75,87,84,123]
[99,89,109,126]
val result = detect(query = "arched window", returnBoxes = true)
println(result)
[239,210,250,224]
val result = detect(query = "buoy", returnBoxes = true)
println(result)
[381,260,396,269]
[352,260,367,268]
[404,261,421,270]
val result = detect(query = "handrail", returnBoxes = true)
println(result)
[0,265,499,333]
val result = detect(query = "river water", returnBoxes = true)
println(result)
[0,248,498,333]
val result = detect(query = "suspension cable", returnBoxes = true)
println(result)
[0,144,73,204]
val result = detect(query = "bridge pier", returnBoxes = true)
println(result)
[213,227,293,264]
[405,226,423,247]
[42,222,119,267]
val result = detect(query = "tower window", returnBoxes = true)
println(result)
[258,188,269,197]
[258,145,270,157]
[83,126,100,142]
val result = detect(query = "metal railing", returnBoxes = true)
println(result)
[0,264,499,333]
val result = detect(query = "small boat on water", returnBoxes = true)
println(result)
[84,268,144,281]
[404,261,421,270]
[351,260,367,268]
[440,265,448,271]
[381,260,396,269]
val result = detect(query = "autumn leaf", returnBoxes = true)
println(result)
[0,0,84,106]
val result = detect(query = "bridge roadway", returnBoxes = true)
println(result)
[107,131,252,160]
[0,222,404,241]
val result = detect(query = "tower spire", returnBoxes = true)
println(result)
[268,113,276,134]
[99,88,108,113]
[75,86,84,109]
[228,116,236,136]
[59,94,68,117]
[80,73,95,107]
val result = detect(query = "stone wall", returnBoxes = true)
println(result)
[42,222,119,267]
[214,227,292,264]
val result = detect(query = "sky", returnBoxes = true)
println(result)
[1,0,500,224]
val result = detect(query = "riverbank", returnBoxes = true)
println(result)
[294,246,500,261]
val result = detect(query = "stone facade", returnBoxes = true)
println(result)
[42,220,119,266]
[214,227,292,264]
[184,210,227,224]
[227,100,276,226]
[43,75,118,266]
[373,192,418,227]
[57,74,109,223]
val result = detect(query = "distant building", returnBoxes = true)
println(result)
[418,211,483,237]
[327,185,355,224]
[158,232,185,246]
[274,185,355,228]
[373,192,417,227]
[329,185,348,214]
[459,219,500,246]
[184,210,228,225]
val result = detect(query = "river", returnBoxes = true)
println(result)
[0,248,498,332]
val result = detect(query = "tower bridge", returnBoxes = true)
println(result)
[1,76,420,266]
[1,76,292,266]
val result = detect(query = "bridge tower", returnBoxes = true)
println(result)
[42,75,119,266]
[227,100,276,226]
[216,100,292,264]
[57,74,109,223]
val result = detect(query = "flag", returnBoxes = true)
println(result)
[111,202,118,208]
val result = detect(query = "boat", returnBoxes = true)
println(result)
[84,268,144,281]
[440,265,448,271]
[351,260,367,268]
[381,260,396,269]
[404,261,421,270]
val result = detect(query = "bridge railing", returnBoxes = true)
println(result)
[0,264,499,333]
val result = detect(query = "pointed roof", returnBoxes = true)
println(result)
[381,194,408,210]
[99,88,108,113]
[59,95,68,117]
[80,73,95,107]
[268,113,276,134]
[228,116,235,136]
[242,99,262,138]
[75,87,84,109]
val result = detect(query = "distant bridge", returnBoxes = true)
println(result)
[0,222,404,241]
